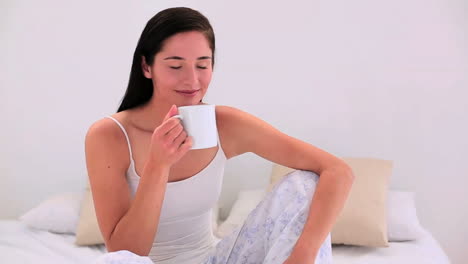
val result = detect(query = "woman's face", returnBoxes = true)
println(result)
[143,31,213,106]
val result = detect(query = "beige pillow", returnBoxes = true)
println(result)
[268,157,392,247]
[75,186,105,246]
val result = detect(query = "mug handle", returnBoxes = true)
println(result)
[172,114,183,120]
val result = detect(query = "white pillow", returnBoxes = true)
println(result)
[387,190,425,241]
[215,189,266,238]
[19,192,83,234]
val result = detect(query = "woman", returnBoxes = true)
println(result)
[86,7,354,264]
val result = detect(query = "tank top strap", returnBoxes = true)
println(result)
[215,129,226,160]
[105,116,133,159]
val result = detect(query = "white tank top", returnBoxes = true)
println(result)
[106,116,227,264]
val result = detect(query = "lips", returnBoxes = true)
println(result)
[177,90,199,93]
[176,90,200,95]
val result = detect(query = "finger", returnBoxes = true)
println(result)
[173,130,188,147]
[164,124,184,142]
[163,105,179,122]
[158,118,182,135]
[178,136,193,151]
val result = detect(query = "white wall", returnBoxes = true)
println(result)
[2,0,467,263]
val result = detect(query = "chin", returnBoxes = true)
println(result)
[179,99,203,107]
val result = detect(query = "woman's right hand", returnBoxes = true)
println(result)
[148,105,193,168]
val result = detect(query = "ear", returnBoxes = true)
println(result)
[141,56,152,79]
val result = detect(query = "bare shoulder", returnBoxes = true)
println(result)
[86,112,133,143]
[85,115,130,172]
[215,105,275,132]
[87,117,120,139]
[214,105,234,159]
[215,105,270,158]
[86,117,124,150]
[215,105,244,122]
[215,105,257,124]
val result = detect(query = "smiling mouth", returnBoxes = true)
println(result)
[176,90,199,94]
[175,90,200,97]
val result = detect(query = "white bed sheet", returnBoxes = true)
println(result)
[332,228,451,264]
[0,220,106,264]
[1,220,451,264]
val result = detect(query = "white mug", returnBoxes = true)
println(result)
[173,104,218,150]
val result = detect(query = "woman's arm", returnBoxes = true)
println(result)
[85,119,169,256]
[217,105,354,260]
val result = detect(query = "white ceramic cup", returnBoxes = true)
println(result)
[172,104,218,150]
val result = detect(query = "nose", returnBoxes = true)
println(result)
[183,66,199,87]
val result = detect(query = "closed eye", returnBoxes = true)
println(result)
[170,66,208,70]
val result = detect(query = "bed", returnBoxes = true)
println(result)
[0,219,450,264]
[0,159,452,263]
[0,220,105,264]
[332,229,450,263]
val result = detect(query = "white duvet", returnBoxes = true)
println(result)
[0,220,106,264]
[0,220,450,264]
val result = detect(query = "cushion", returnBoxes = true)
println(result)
[269,157,392,247]
[387,190,424,241]
[75,186,105,246]
[19,192,82,234]
[216,189,266,238]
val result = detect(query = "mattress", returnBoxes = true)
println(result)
[332,228,451,264]
[0,220,450,263]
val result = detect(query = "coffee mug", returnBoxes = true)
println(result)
[173,104,218,150]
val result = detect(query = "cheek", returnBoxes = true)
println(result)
[200,71,213,86]
[154,68,179,86]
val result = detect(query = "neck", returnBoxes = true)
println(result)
[128,97,173,132]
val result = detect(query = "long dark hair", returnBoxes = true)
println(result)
[117,7,216,112]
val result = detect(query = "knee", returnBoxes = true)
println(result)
[281,170,318,190]
[271,170,319,204]
[289,170,319,184]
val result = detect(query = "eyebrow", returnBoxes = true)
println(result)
[163,56,212,60]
